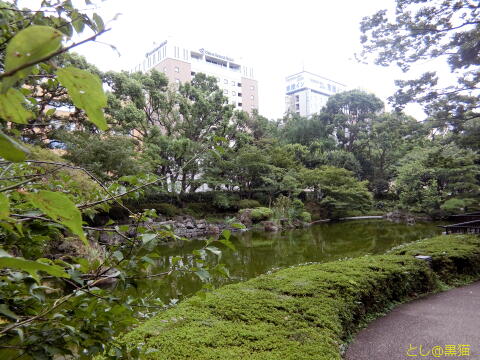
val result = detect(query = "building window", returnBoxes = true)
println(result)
[224,79,228,84]
[237,83,241,87]
[231,80,235,86]
[295,95,299,102]
[295,103,300,110]
[223,89,228,95]
[238,93,242,97]
[232,90,236,96]
[174,66,179,73]
[238,102,242,106]
[191,71,196,76]
[250,85,254,90]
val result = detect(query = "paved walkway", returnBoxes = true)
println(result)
[345,282,480,360]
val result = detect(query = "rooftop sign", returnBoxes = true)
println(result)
[199,48,234,62]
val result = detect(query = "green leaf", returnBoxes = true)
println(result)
[141,256,155,266]
[73,18,85,33]
[205,246,222,260]
[218,238,236,252]
[213,136,227,143]
[2,25,63,91]
[221,229,231,240]
[0,256,69,281]
[0,130,29,162]
[0,304,19,320]
[171,256,182,266]
[0,88,33,123]
[45,108,56,116]
[231,222,246,229]
[56,67,108,130]
[27,190,87,244]
[0,193,9,219]
[118,225,129,232]
[93,13,105,31]
[194,268,211,282]
[214,145,225,155]
[141,233,156,244]
[112,250,123,262]
[214,263,230,278]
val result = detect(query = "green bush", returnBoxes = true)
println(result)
[440,198,477,215]
[140,202,180,217]
[250,207,273,222]
[289,199,305,219]
[238,199,262,209]
[272,195,291,219]
[112,235,480,359]
[239,207,274,223]
[300,211,312,222]
[212,192,240,210]
[183,202,209,218]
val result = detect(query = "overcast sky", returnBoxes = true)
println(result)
[28,0,436,119]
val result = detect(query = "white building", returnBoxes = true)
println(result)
[285,71,346,117]
[132,39,258,114]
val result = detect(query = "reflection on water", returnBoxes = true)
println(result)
[126,220,442,303]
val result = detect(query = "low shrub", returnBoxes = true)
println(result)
[139,202,180,217]
[300,211,312,223]
[238,199,262,209]
[212,192,239,210]
[250,207,273,222]
[183,202,210,218]
[112,235,480,359]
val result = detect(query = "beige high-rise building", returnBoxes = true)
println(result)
[285,71,346,117]
[132,39,258,114]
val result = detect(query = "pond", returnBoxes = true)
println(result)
[128,220,443,304]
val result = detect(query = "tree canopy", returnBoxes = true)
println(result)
[359,0,480,136]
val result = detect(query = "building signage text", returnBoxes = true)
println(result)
[199,48,234,62]
[286,81,305,92]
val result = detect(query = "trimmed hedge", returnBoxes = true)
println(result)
[113,235,480,359]
[238,199,262,209]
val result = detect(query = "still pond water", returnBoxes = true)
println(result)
[133,220,442,303]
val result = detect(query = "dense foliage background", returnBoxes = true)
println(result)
[0,0,478,358]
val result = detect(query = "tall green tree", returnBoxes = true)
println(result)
[300,166,373,218]
[359,0,480,142]
[396,143,479,216]
[106,71,237,193]
[323,90,384,152]
[59,131,144,180]
[280,112,334,146]
[362,112,427,197]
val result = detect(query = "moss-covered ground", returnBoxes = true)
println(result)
[114,234,480,359]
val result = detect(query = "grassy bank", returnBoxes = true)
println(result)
[110,234,480,359]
